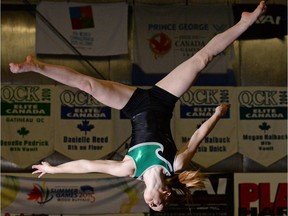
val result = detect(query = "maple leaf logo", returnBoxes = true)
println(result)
[77,120,94,135]
[27,182,53,205]
[259,122,271,133]
[149,32,172,59]
[17,127,29,138]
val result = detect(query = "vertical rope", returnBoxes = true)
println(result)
[23,0,106,80]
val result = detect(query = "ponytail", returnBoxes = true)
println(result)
[178,170,206,189]
[165,170,207,199]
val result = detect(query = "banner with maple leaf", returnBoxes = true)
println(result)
[1,85,55,168]
[54,85,114,160]
[133,4,234,75]
[237,87,287,166]
[1,85,286,169]
[174,86,238,168]
[1,174,147,214]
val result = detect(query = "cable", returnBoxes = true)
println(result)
[22,0,132,158]
[23,0,106,80]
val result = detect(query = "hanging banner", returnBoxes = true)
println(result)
[151,173,234,216]
[234,173,287,216]
[36,1,128,56]
[237,87,287,166]
[54,86,113,160]
[233,4,287,40]
[133,4,234,74]
[1,174,147,214]
[174,87,238,168]
[0,85,55,168]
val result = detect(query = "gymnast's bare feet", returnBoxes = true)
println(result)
[9,55,43,74]
[240,1,267,27]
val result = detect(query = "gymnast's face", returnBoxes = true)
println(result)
[143,187,171,211]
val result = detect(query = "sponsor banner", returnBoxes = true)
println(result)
[175,87,238,168]
[233,4,287,40]
[1,174,147,214]
[36,1,128,56]
[1,86,286,170]
[133,4,234,74]
[237,87,287,166]
[234,173,287,216]
[1,85,55,168]
[54,86,113,160]
[151,173,234,216]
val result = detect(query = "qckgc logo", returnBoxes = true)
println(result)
[179,89,230,119]
[60,90,101,106]
[1,86,51,102]
[180,89,229,106]
[238,90,287,108]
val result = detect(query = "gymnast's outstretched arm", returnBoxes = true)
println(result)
[174,103,230,171]
[32,157,135,178]
[9,56,136,110]
[156,1,266,98]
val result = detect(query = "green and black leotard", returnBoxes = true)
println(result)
[121,86,179,180]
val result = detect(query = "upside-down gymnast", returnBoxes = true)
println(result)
[9,1,266,212]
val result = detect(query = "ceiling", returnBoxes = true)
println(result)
[1,0,287,5]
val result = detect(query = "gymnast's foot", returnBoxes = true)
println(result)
[9,55,42,74]
[240,1,267,27]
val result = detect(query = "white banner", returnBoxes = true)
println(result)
[54,86,113,160]
[1,86,286,169]
[174,87,238,168]
[1,85,55,168]
[133,4,234,74]
[237,87,287,166]
[1,174,147,214]
[36,2,128,56]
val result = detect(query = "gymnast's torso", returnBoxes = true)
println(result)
[121,86,179,180]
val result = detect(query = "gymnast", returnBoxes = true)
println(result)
[9,1,266,211]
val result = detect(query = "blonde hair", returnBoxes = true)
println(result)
[165,170,207,199]
[178,170,206,188]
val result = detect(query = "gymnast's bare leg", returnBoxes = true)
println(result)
[156,1,266,98]
[9,1,266,109]
[9,56,136,110]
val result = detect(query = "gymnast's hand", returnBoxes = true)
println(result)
[215,103,230,117]
[32,161,54,178]
[9,55,42,74]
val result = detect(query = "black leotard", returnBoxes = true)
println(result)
[121,86,179,179]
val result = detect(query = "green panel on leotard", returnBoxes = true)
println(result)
[127,142,173,179]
